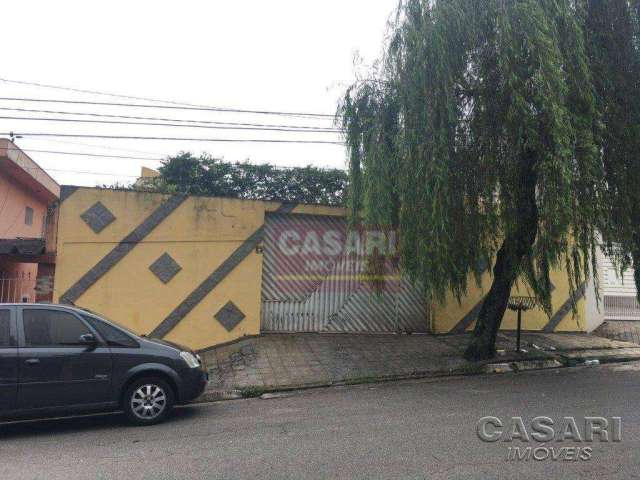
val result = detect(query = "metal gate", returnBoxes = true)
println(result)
[0,273,34,303]
[601,254,640,321]
[260,213,428,333]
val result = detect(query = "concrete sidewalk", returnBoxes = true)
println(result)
[199,331,640,400]
[595,321,640,344]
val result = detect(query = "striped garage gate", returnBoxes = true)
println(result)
[260,213,429,333]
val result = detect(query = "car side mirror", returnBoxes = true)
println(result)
[79,333,98,347]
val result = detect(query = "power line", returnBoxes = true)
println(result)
[9,148,163,161]
[0,77,335,118]
[0,115,341,134]
[4,156,143,177]
[3,146,341,169]
[4,147,345,172]
[26,164,347,178]
[41,168,139,178]
[7,148,343,170]
[3,132,343,144]
[0,106,341,131]
[16,163,154,179]
[0,78,191,106]
[23,137,167,156]
[0,96,335,119]
[10,153,345,178]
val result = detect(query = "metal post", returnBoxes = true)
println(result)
[516,309,522,352]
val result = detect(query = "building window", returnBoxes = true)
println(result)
[25,206,34,226]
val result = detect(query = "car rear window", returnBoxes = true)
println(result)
[82,315,139,348]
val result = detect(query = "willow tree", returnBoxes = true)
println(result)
[340,0,612,360]
[586,0,640,300]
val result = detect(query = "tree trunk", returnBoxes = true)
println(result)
[631,231,640,304]
[633,245,640,305]
[464,155,539,361]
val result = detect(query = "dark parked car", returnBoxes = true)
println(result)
[0,303,208,425]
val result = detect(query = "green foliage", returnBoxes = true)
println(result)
[586,0,640,301]
[339,0,640,314]
[154,152,347,206]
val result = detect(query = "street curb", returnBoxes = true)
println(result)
[192,367,481,404]
[482,359,563,374]
[559,352,640,367]
[190,352,640,405]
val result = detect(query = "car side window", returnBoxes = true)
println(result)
[23,309,92,347]
[81,315,138,348]
[0,309,11,347]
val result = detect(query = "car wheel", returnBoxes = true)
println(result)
[123,377,175,426]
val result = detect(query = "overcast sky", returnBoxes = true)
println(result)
[1,0,398,187]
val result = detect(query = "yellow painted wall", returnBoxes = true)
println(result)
[54,187,346,350]
[54,186,583,349]
[431,266,587,333]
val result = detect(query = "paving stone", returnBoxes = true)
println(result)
[199,331,639,396]
[594,321,640,346]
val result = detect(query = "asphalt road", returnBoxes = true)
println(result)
[2,363,640,480]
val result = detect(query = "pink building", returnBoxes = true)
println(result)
[0,140,59,302]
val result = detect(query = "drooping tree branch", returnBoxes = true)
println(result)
[339,0,626,360]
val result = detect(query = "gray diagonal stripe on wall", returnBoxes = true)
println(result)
[274,203,298,214]
[150,202,298,338]
[60,194,188,304]
[542,282,587,333]
[59,185,79,203]
[450,298,485,333]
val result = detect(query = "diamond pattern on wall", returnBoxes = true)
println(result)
[149,253,182,284]
[215,301,245,332]
[80,202,116,234]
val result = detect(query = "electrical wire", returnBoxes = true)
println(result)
[0,106,340,131]
[22,137,167,156]
[1,146,345,171]
[0,115,341,134]
[0,77,335,117]
[5,147,163,161]
[13,159,346,179]
[14,161,146,178]
[2,132,342,144]
[38,168,139,178]
[0,96,335,118]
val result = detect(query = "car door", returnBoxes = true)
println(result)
[17,306,113,410]
[0,306,18,413]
